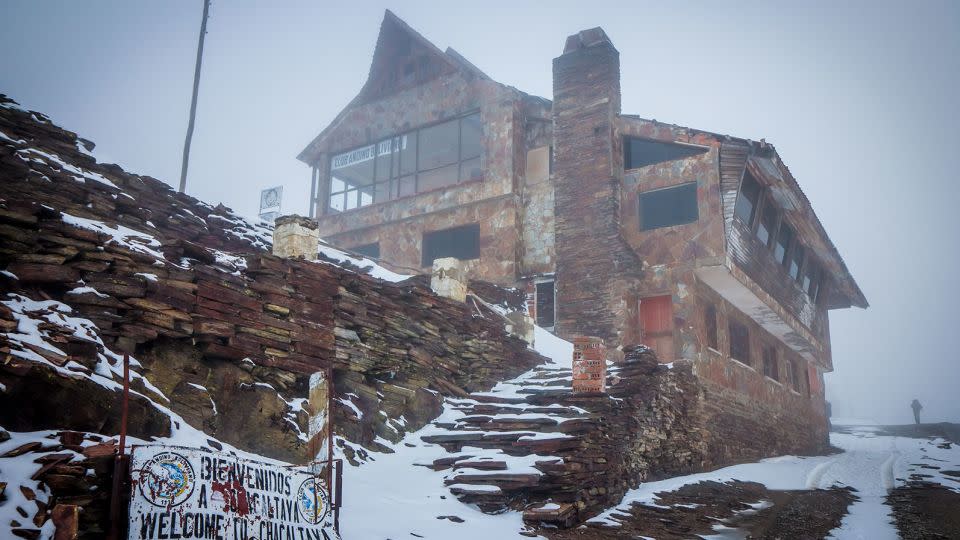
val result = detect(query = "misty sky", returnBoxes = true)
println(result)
[2,1,958,424]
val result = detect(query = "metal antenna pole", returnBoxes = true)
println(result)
[178,0,211,193]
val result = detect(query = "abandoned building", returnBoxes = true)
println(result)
[298,12,868,454]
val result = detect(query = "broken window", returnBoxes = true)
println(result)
[328,112,482,212]
[728,319,750,364]
[639,182,699,231]
[756,198,778,247]
[624,137,708,169]
[535,280,555,328]
[422,223,480,266]
[762,345,779,381]
[734,172,761,226]
[704,304,719,351]
[350,242,380,259]
[774,222,794,265]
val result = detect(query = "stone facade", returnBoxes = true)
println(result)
[300,12,867,462]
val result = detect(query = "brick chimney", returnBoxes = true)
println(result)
[272,215,319,260]
[552,28,641,346]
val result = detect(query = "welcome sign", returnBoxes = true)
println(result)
[128,446,337,540]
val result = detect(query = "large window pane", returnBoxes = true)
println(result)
[757,201,777,246]
[397,175,416,197]
[460,157,482,182]
[418,119,459,170]
[624,138,707,169]
[460,113,482,160]
[789,244,805,280]
[734,173,761,225]
[399,134,417,176]
[329,192,345,213]
[639,182,699,231]
[418,163,458,191]
[375,139,392,182]
[775,223,794,264]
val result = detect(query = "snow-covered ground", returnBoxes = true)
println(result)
[592,424,960,539]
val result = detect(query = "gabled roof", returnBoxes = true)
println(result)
[298,11,490,164]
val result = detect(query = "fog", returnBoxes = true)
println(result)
[2,1,957,424]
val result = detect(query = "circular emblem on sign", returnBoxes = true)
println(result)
[138,452,196,508]
[296,477,330,524]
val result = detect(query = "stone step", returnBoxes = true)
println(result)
[445,472,542,490]
[523,502,579,528]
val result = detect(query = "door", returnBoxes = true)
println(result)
[639,295,675,362]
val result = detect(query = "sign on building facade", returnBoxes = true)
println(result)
[128,446,337,540]
[572,336,606,394]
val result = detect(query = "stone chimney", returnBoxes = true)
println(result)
[552,28,641,345]
[272,215,319,260]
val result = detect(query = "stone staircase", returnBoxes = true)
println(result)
[417,361,590,525]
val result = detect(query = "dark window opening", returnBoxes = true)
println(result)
[789,244,805,281]
[535,281,555,328]
[639,182,699,231]
[422,223,480,266]
[624,138,708,170]
[803,260,819,298]
[350,242,380,259]
[704,304,719,351]
[789,359,800,392]
[729,320,750,365]
[329,112,482,213]
[734,172,762,226]
[774,222,794,265]
[756,199,778,247]
[763,345,779,381]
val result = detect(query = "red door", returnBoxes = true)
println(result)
[640,295,675,362]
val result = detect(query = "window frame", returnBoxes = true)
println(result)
[638,181,700,232]
[728,319,751,366]
[421,223,481,267]
[326,111,482,214]
[534,279,556,329]
[762,344,779,381]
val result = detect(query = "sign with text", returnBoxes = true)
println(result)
[572,336,607,394]
[128,446,337,540]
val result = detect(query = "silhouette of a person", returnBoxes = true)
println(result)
[911,399,923,425]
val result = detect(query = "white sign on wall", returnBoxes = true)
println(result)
[128,446,337,540]
[259,186,283,223]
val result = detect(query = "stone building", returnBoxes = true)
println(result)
[298,12,867,454]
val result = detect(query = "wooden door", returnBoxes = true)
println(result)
[640,295,675,362]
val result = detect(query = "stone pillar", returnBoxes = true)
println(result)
[505,311,536,347]
[552,27,641,345]
[430,257,468,302]
[273,215,319,260]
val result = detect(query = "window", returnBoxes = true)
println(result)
[762,345,779,381]
[728,320,750,364]
[639,182,699,231]
[756,199,778,247]
[803,260,819,298]
[422,223,480,266]
[774,222,794,265]
[328,112,482,212]
[734,172,762,226]
[350,242,380,259]
[535,280,555,328]
[788,359,800,391]
[789,244,805,281]
[624,138,708,169]
[704,304,719,351]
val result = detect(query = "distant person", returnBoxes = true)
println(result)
[911,399,923,425]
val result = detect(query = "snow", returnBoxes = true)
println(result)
[337,432,542,539]
[66,285,108,298]
[61,212,165,261]
[0,270,17,279]
[317,241,412,283]
[589,426,960,539]
[15,146,118,189]
[134,272,158,282]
